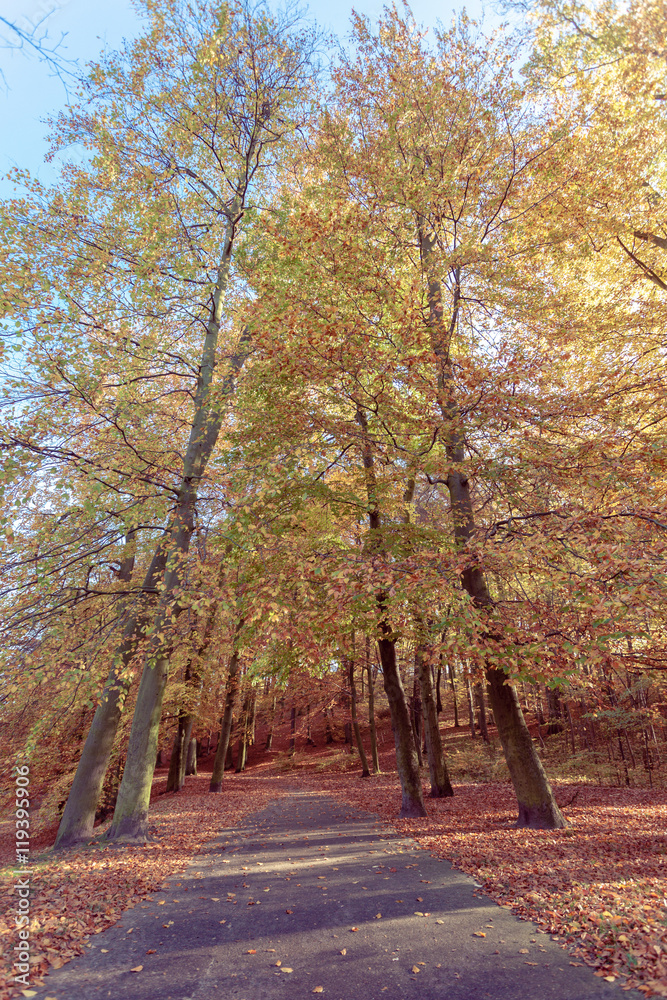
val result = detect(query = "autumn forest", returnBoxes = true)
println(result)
[1,0,666,995]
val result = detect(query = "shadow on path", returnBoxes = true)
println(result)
[32,790,641,1000]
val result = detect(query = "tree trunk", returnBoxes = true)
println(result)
[415,644,454,797]
[265,692,277,750]
[378,626,426,817]
[325,706,334,744]
[411,666,424,767]
[355,405,425,816]
[105,653,170,841]
[486,668,566,827]
[347,653,371,777]
[475,682,490,743]
[466,676,476,738]
[289,705,297,756]
[54,536,167,849]
[209,624,244,792]
[419,237,565,829]
[185,737,197,776]
[448,657,460,728]
[166,712,189,793]
[366,636,380,773]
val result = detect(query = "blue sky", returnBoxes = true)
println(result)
[0,0,493,198]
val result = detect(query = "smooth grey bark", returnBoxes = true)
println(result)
[415,644,454,797]
[419,231,566,828]
[54,537,167,849]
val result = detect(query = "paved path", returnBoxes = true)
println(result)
[33,791,640,1000]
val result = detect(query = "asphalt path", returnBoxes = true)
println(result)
[32,790,642,1000]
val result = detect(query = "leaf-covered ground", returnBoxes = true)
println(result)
[317,774,667,997]
[0,776,278,999]
[1,765,666,998]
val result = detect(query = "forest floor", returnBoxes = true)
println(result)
[1,718,666,998]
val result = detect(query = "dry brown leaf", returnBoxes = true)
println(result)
[411,965,420,973]
[473,931,486,938]
[313,987,324,993]
[518,948,529,954]
[246,949,256,954]
[130,964,143,973]
[340,948,347,955]
[281,967,293,973]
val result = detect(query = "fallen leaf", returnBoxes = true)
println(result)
[130,965,143,973]
[285,909,293,914]
[275,961,282,966]
[350,927,358,932]
[340,948,347,955]
[411,965,420,974]
[246,949,256,954]
[518,948,529,954]
[313,988,324,993]
[375,913,382,919]
[101,949,109,954]
[146,949,157,954]
[281,967,293,973]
